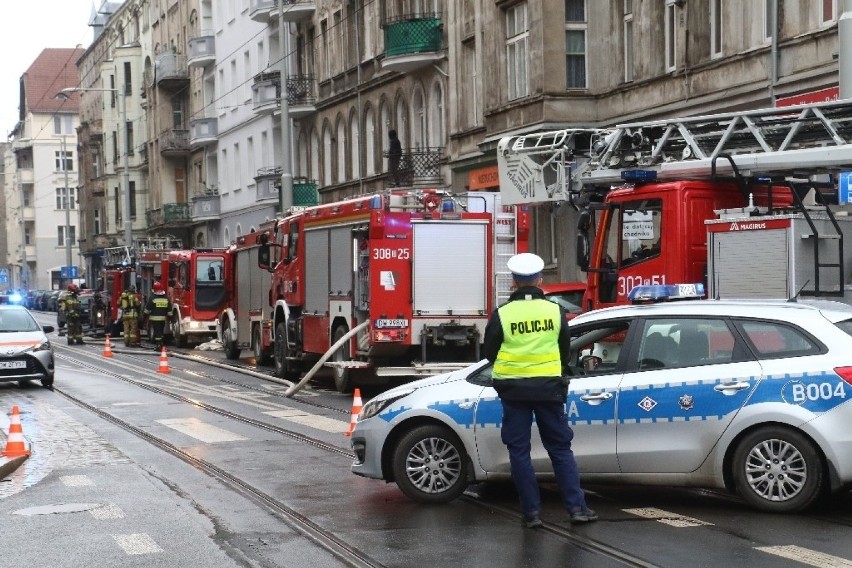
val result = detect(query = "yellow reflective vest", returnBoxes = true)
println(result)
[492,299,562,379]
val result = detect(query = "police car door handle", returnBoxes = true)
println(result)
[714,381,751,395]
[580,392,613,405]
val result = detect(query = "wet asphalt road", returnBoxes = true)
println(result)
[1,311,851,568]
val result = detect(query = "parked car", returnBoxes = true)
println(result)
[0,304,55,388]
[351,288,852,513]
[36,290,52,311]
[540,281,586,320]
[46,290,62,312]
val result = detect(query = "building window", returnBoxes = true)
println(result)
[92,152,100,179]
[94,209,101,234]
[123,61,132,96]
[711,0,723,57]
[623,0,633,82]
[57,225,76,247]
[129,181,137,219]
[821,0,837,24]
[112,131,119,163]
[54,115,73,135]
[764,0,773,42]
[565,0,587,89]
[665,0,676,71]
[114,186,121,225]
[56,150,73,172]
[56,187,76,210]
[126,122,134,156]
[506,2,529,100]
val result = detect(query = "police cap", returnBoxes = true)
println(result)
[507,253,544,280]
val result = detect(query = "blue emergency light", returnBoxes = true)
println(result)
[628,283,705,303]
[7,292,23,305]
[621,170,657,182]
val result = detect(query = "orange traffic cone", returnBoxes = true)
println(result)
[344,388,363,437]
[102,334,114,358]
[3,406,30,458]
[157,347,171,374]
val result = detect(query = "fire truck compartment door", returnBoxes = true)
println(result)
[710,227,788,299]
[412,221,488,315]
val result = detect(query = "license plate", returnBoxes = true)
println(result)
[374,319,409,329]
[0,360,26,369]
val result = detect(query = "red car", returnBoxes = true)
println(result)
[539,282,586,320]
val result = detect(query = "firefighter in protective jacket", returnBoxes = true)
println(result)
[120,285,142,347]
[63,284,84,345]
[143,282,171,349]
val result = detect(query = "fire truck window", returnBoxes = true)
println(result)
[178,263,188,287]
[198,259,224,283]
[288,223,299,260]
[620,200,662,266]
[597,209,619,303]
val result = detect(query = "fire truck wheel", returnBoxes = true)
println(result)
[172,316,188,348]
[332,325,353,394]
[253,325,271,366]
[223,322,240,360]
[392,424,470,504]
[274,322,299,379]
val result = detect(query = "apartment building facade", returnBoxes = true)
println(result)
[20,0,843,285]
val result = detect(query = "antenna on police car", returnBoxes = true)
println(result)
[788,280,811,303]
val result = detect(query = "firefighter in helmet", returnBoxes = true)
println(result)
[120,284,142,347]
[63,284,84,345]
[143,281,171,350]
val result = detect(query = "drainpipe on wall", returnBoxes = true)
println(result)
[278,0,294,211]
[769,0,778,105]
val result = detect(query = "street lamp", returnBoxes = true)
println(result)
[57,86,132,251]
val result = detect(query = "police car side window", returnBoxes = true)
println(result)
[737,320,821,358]
[636,318,734,370]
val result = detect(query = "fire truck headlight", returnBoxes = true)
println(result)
[359,388,416,420]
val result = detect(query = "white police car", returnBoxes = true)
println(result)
[351,287,852,513]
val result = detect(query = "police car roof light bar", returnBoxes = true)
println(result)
[628,283,706,304]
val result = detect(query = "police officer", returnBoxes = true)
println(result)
[143,282,171,349]
[63,284,84,345]
[483,253,597,528]
[120,284,141,347]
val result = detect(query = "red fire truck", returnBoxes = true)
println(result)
[92,246,136,337]
[497,99,852,311]
[159,249,230,347]
[218,227,275,364]
[239,190,526,393]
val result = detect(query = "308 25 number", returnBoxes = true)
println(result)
[373,248,410,260]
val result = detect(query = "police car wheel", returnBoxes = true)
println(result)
[392,425,469,504]
[731,426,825,513]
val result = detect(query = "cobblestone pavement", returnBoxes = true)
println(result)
[0,395,129,499]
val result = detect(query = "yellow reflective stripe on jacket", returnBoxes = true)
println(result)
[493,298,562,379]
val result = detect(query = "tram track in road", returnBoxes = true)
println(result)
[55,349,663,567]
[54,350,354,458]
[52,386,385,568]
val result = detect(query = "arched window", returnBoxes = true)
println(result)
[364,106,376,176]
[336,116,346,183]
[298,132,308,179]
[411,86,426,150]
[322,124,333,185]
[223,226,231,247]
[394,95,409,150]
[310,128,320,182]
[429,80,445,148]
[349,110,361,179]
[235,223,242,238]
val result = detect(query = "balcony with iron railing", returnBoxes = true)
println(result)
[280,0,316,22]
[188,30,215,68]
[254,167,281,203]
[249,0,276,22]
[155,52,189,90]
[158,128,190,156]
[192,192,220,221]
[147,203,192,228]
[381,12,444,73]
[287,75,317,118]
[190,113,218,149]
[252,71,280,115]
[383,147,445,187]
[292,178,319,206]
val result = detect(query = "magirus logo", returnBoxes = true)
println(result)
[729,221,766,231]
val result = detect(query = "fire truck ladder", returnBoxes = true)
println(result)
[103,246,133,267]
[579,100,852,298]
[497,129,613,205]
